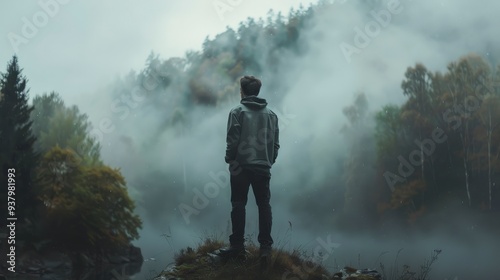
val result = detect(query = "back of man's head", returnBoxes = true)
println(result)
[240,75,262,96]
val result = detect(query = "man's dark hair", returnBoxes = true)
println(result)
[240,75,262,96]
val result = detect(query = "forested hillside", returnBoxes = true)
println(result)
[96,2,500,228]
[0,57,142,275]
[1,1,499,278]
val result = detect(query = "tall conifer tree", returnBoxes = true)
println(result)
[0,56,38,222]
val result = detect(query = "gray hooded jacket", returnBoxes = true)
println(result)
[225,96,280,174]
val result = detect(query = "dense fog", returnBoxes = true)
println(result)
[1,0,499,278]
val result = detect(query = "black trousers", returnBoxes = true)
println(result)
[229,167,273,248]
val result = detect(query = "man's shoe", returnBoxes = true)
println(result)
[259,246,272,257]
[259,246,272,271]
[216,246,246,259]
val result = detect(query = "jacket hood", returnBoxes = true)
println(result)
[241,96,267,110]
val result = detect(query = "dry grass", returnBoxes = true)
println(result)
[379,249,442,280]
[164,238,442,280]
[163,238,331,280]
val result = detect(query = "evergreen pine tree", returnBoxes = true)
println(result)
[0,56,39,223]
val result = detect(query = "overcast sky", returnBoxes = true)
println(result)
[0,0,315,104]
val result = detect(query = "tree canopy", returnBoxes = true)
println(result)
[36,146,141,254]
[0,56,141,259]
[31,92,101,166]
[375,54,500,222]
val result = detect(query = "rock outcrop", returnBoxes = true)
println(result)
[332,266,382,280]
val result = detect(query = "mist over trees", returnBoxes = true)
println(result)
[376,55,500,223]
[85,3,500,231]
[0,57,141,263]
[31,92,102,166]
[2,2,500,278]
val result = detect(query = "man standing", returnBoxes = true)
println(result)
[218,76,280,263]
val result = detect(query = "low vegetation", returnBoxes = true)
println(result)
[155,238,442,280]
